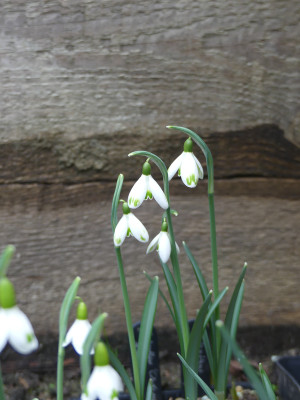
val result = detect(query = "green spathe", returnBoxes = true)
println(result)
[94,341,110,367]
[0,277,16,309]
[76,301,88,320]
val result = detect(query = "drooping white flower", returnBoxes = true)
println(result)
[147,219,180,263]
[0,278,38,354]
[81,342,123,400]
[114,202,149,247]
[63,301,93,355]
[128,161,168,209]
[168,137,204,188]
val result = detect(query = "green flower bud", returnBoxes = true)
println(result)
[183,137,193,152]
[122,202,130,215]
[76,301,88,320]
[142,161,151,176]
[94,341,109,366]
[0,278,16,309]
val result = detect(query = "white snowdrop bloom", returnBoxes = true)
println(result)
[128,161,168,209]
[81,342,123,400]
[147,220,180,263]
[114,202,149,247]
[168,137,204,188]
[63,301,93,355]
[0,278,38,354]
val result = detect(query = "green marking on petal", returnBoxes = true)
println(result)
[145,190,153,200]
[127,228,131,237]
[186,174,197,186]
[111,389,119,400]
[26,333,34,343]
[178,168,181,177]
[134,198,140,207]
[140,235,146,241]
[115,238,121,245]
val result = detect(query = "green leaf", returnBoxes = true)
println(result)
[178,353,218,400]
[259,363,277,400]
[80,313,108,393]
[58,277,81,348]
[216,321,269,400]
[0,245,15,278]
[185,291,212,400]
[145,379,153,400]
[108,346,137,400]
[111,174,124,232]
[137,276,159,396]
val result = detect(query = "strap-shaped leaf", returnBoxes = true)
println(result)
[0,245,15,278]
[137,276,159,396]
[80,312,108,394]
[178,353,218,400]
[58,277,81,347]
[108,347,138,400]
[217,321,269,400]
[185,292,212,400]
[259,363,277,400]
[145,379,153,400]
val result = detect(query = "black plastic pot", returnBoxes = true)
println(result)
[275,356,300,400]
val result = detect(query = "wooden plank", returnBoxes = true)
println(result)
[1,181,299,335]
[0,125,299,186]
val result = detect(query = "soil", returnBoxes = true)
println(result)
[1,325,300,400]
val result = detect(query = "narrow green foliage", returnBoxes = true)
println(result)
[145,379,153,400]
[80,313,108,394]
[259,363,277,400]
[0,245,15,278]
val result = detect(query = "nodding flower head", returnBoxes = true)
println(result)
[128,161,168,210]
[168,137,203,188]
[81,341,123,400]
[0,277,38,354]
[113,202,149,247]
[146,219,180,263]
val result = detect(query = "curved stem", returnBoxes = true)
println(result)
[56,348,65,400]
[0,362,6,400]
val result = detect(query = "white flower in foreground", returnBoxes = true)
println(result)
[128,161,168,209]
[81,341,123,400]
[147,219,180,263]
[168,137,204,188]
[0,278,38,354]
[63,301,93,355]
[114,202,149,247]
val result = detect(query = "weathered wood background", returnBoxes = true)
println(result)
[0,0,299,335]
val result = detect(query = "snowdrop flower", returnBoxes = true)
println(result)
[0,277,38,354]
[81,341,123,400]
[168,137,204,188]
[114,202,149,247]
[128,161,168,209]
[147,219,180,263]
[63,300,93,355]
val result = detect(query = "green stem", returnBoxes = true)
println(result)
[166,208,189,355]
[215,390,225,400]
[56,348,65,400]
[115,247,141,400]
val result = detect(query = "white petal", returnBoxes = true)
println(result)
[113,215,128,247]
[7,307,38,354]
[128,213,149,243]
[128,175,148,209]
[148,176,168,209]
[181,152,199,188]
[193,154,204,179]
[158,232,171,263]
[63,319,93,355]
[146,233,161,254]
[0,309,9,353]
[87,365,123,400]
[168,153,183,181]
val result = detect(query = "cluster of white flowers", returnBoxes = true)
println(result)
[114,138,203,264]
